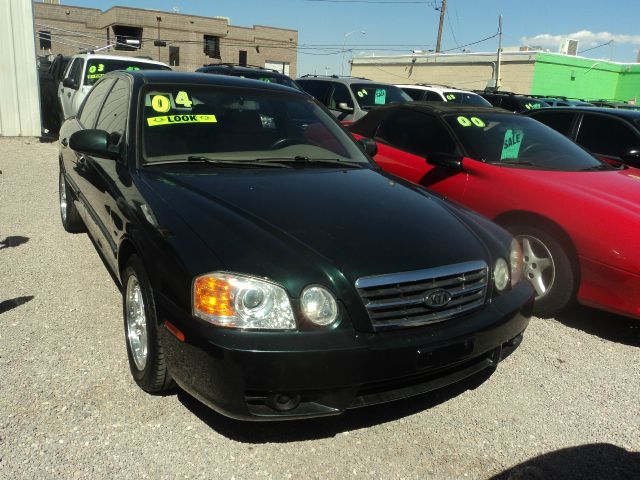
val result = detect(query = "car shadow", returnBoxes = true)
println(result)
[177,367,495,443]
[490,443,640,480]
[555,305,639,348]
[0,236,30,250]
[0,296,34,315]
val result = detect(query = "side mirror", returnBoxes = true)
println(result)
[357,137,378,157]
[63,77,78,90]
[337,102,355,113]
[426,152,463,171]
[69,129,120,160]
[620,147,640,168]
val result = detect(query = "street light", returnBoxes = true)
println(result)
[342,30,366,76]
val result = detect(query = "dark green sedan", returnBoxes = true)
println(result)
[58,70,533,420]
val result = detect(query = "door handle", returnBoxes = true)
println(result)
[60,138,68,147]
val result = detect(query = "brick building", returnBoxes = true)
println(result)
[33,2,298,76]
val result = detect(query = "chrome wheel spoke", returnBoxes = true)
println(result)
[531,272,547,297]
[125,276,148,371]
[517,234,555,301]
[59,174,67,221]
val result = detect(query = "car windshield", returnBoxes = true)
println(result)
[85,59,170,86]
[443,91,492,107]
[519,99,549,110]
[445,113,611,171]
[141,85,371,165]
[350,83,411,110]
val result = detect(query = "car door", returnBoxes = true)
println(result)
[297,80,332,109]
[59,58,84,118]
[575,113,640,164]
[86,77,132,269]
[371,110,468,201]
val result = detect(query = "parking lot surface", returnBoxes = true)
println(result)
[0,137,639,479]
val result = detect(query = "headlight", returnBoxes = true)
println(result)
[301,286,338,326]
[510,238,523,287]
[493,257,510,292]
[193,273,295,330]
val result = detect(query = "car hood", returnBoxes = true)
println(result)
[142,167,490,284]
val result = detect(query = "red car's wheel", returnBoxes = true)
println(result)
[507,225,576,317]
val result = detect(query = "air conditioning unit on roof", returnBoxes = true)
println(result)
[560,39,579,56]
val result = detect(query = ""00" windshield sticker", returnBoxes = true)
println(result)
[147,114,218,127]
[457,116,486,128]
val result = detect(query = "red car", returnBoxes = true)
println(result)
[350,103,640,319]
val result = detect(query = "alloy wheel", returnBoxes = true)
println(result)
[516,234,555,299]
[126,276,148,371]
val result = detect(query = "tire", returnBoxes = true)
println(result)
[506,225,576,318]
[122,255,174,393]
[58,169,85,233]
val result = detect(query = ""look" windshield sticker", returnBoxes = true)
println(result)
[147,114,218,127]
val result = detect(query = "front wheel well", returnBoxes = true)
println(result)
[117,239,138,285]
[493,211,580,278]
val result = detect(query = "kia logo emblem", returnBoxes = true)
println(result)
[424,289,452,308]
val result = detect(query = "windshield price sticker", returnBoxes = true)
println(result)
[501,128,524,160]
[457,116,485,128]
[147,114,218,127]
[446,94,456,100]
[524,103,542,110]
[357,89,368,98]
[151,95,171,113]
[175,90,193,108]
[126,66,141,71]
[375,89,387,105]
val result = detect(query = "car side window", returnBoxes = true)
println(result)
[530,111,575,137]
[298,80,332,106]
[424,90,443,101]
[78,78,115,128]
[327,82,353,109]
[376,110,457,157]
[95,78,129,138]
[401,88,425,101]
[71,59,85,86]
[577,115,640,157]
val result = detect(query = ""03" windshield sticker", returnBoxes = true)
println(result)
[147,114,218,127]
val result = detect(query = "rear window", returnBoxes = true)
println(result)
[349,84,411,110]
[231,72,299,89]
[85,59,170,86]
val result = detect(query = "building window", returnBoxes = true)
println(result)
[112,25,143,51]
[203,35,221,59]
[39,30,52,50]
[239,50,247,66]
[169,46,180,67]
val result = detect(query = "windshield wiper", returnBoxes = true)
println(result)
[579,164,615,172]
[144,156,290,168]
[254,156,365,168]
[487,160,536,167]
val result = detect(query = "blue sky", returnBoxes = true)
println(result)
[60,0,640,75]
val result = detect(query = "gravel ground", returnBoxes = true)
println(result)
[0,137,638,480]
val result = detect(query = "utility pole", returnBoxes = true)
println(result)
[495,15,503,90]
[435,0,447,53]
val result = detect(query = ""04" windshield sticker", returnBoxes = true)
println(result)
[147,114,218,127]
[151,95,171,113]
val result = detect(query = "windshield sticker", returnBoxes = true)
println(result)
[446,94,456,100]
[86,63,105,80]
[147,114,218,127]
[126,66,141,71]
[258,77,273,83]
[375,89,387,105]
[175,91,193,108]
[357,88,368,98]
[151,95,171,113]
[457,116,485,128]
[524,103,542,110]
[501,128,524,160]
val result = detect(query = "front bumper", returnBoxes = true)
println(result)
[157,281,534,421]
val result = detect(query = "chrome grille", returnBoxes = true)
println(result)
[355,261,489,331]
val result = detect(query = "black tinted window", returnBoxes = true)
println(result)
[577,115,640,157]
[401,88,425,101]
[85,59,169,86]
[96,79,129,135]
[328,83,353,109]
[78,78,115,128]
[424,90,444,101]
[377,110,456,156]
[298,80,331,105]
[529,111,575,136]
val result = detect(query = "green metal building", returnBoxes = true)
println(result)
[352,51,640,103]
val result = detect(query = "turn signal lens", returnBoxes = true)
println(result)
[192,273,296,330]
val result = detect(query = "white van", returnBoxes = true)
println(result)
[58,54,170,119]
[396,84,492,107]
